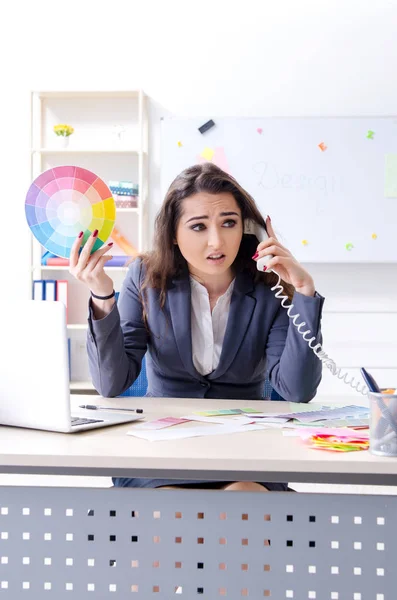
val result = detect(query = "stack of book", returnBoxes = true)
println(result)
[108,180,139,208]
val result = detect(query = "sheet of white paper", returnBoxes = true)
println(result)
[127,423,265,442]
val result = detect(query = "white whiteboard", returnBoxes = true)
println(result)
[161,117,397,263]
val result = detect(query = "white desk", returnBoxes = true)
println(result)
[0,395,395,599]
[0,396,395,485]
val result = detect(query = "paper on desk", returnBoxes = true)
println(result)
[127,423,267,441]
[182,414,251,425]
[244,414,292,423]
[133,417,191,430]
[192,408,258,416]
[277,405,369,423]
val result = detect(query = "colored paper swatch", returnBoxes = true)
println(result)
[384,154,397,198]
[25,166,116,258]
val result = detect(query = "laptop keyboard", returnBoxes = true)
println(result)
[71,417,104,427]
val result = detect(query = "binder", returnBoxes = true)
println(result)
[44,280,57,301]
[56,280,68,322]
[32,280,45,300]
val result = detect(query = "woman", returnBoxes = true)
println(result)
[70,163,325,492]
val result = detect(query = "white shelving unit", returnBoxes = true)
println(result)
[29,90,149,392]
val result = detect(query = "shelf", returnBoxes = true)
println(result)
[35,91,140,99]
[31,148,141,154]
[30,89,148,388]
[70,380,96,392]
[37,266,128,271]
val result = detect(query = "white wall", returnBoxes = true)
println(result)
[1,0,397,394]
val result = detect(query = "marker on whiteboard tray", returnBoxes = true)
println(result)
[198,119,215,134]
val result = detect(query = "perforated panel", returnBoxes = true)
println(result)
[0,486,395,598]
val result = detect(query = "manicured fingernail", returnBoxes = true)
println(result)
[108,242,113,247]
[263,266,267,271]
[78,231,84,239]
[267,215,271,222]
[252,252,259,260]
[93,229,98,238]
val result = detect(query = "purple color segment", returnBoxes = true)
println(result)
[36,190,51,208]
[25,183,41,206]
[35,206,49,224]
[105,255,130,266]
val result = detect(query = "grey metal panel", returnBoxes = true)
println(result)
[0,465,396,486]
[0,487,394,598]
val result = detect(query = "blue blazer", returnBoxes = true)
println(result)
[87,259,325,402]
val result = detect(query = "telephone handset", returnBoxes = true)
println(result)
[243,220,274,272]
[245,218,367,397]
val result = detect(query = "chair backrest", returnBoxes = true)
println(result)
[118,355,148,397]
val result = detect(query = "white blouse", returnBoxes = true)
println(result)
[190,276,235,376]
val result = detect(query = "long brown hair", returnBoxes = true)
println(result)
[139,163,294,319]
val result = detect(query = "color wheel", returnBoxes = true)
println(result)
[25,166,116,258]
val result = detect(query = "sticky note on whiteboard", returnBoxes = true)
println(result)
[201,147,215,161]
[384,154,397,197]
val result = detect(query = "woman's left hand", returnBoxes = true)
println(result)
[253,216,316,297]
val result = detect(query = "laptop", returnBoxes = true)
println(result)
[0,300,144,433]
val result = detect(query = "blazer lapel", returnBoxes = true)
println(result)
[208,270,256,380]
[167,274,200,380]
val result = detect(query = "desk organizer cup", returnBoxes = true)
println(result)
[369,392,397,457]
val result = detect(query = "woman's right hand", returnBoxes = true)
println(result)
[69,229,114,297]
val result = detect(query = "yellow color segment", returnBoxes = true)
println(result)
[99,219,115,242]
[302,239,308,246]
[88,218,104,234]
[103,197,116,220]
[91,202,105,219]
[372,233,378,240]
